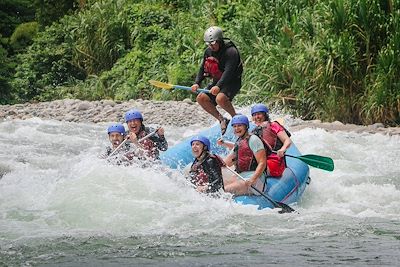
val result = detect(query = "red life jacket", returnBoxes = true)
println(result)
[259,121,278,150]
[255,121,291,151]
[204,56,223,80]
[234,136,258,173]
[254,121,291,177]
[137,130,157,159]
[190,161,208,186]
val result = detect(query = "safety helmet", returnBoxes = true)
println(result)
[204,26,223,43]
[190,135,211,150]
[251,103,269,115]
[231,114,249,128]
[107,123,126,135]
[125,109,143,122]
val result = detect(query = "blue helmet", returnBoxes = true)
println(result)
[190,135,211,150]
[251,103,269,115]
[107,123,126,135]
[231,114,249,128]
[125,109,143,122]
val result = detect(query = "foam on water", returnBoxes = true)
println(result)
[1,119,265,241]
[293,128,400,219]
[1,117,400,244]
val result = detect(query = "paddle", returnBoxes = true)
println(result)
[107,127,161,158]
[107,138,128,158]
[274,151,334,172]
[225,166,295,213]
[218,137,334,171]
[149,80,210,94]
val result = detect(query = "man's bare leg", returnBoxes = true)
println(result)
[215,93,237,118]
[196,93,224,121]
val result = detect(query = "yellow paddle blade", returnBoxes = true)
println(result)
[148,80,174,90]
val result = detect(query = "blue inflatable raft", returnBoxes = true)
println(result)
[160,122,310,210]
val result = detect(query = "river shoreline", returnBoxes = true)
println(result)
[1,99,399,135]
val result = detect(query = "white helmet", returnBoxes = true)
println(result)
[204,26,223,43]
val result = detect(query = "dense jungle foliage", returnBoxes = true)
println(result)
[1,0,399,125]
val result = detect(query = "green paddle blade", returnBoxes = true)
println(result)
[297,154,334,171]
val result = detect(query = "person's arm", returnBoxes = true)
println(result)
[276,131,291,158]
[245,149,267,187]
[194,51,208,86]
[157,135,168,151]
[245,136,267,187]
[99,146,112,159]
[224,152,236,167]
[145,127,168,151]
[155,127,168,151]
[216,46,241,88]
[271,122,291,158]
[152,134,168,151]
[217,138,235,150]
[147,127,168,151]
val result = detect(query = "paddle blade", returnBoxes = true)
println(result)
[148,80,174,90]
[298,154,334,171]
[277,202,296,213]
[250,184,296,213]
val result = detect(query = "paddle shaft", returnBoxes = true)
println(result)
[107,128,160,158]
[174,85,210,94]
[148,80,210,94]
[107,138,128,158]
[225,166,295,213]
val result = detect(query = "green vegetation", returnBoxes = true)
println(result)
[1,0,399,125]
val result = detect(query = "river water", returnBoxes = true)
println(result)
[0,117,399,266]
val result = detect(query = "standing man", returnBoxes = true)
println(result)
[191,26,243,135]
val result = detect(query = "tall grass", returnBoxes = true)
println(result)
[230,0,399,125]
[9,0,400,125]
[68,0,130,75]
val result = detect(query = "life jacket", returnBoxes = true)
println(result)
[234,135,258,173]
[203,39,243,80]
[253,121,291,151]
[104,143,131,157]
[253,121,291,177]
[189,153,224,192]
[104,143,134,166]
[204,56,223,79]
[137,128,158,159]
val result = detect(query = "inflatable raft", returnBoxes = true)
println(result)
[160,122,310,210]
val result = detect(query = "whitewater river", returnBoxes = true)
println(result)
[0,117,399,266]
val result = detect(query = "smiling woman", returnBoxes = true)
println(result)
[188,135,225,194]
[222,114,267,196]
[124,109,168,160]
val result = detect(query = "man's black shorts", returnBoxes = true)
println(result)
[206,78,241,106]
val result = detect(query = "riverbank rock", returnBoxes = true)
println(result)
[0,99,214,127]
[1,99,399,135]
